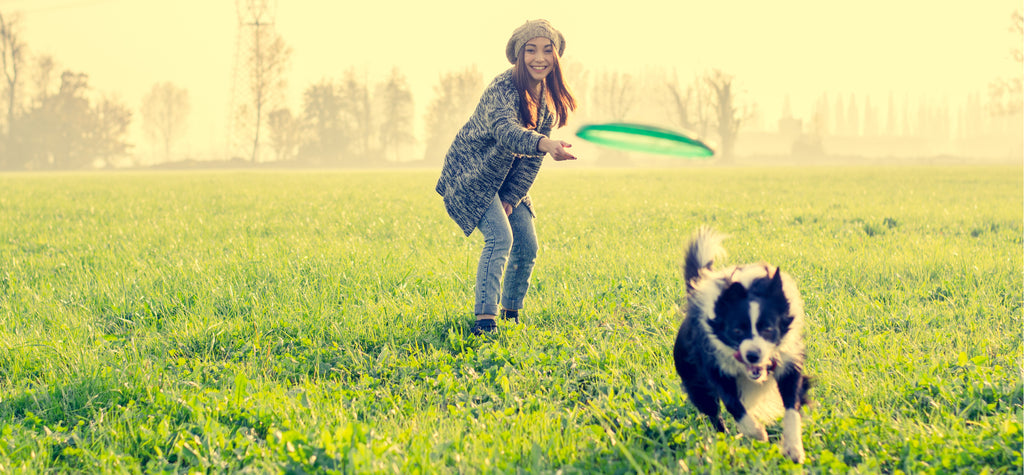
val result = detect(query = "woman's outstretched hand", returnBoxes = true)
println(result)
[539,138,577,161]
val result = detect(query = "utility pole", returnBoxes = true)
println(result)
[228,0,278,163]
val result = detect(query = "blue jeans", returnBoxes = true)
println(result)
[474,194,538,316]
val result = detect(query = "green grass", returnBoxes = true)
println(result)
[0,166,1021,473]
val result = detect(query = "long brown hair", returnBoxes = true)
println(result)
[512,47,576,129]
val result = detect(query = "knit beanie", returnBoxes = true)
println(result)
[505,19,565,64]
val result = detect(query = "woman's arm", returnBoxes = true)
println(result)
[487,88,547,155]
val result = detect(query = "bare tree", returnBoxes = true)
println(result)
[47,71,90,168]
[237,7,290,163]
[1013,10,1023,64]
[300,79,344,162]
[30,55,54,104]
[2,56,54,169]
[666,79,694,131]
[267,107,301,161]
[587,70,638,164]
[560,58,589,121]
[12,71,130,169]
[591,70,634,121]
[338,68,372,161]
[92,96,132,168]
[376,67,414,162]
[705,69,755,162]
[141,81,190,162]
[422,66,481,162]
[988,10,1023,116]
[666,71,715,139]
[0,11,24,139]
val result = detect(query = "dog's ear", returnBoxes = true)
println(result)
[724,281,747,300]
[770,268,795,327]
[712,282,747,320]
[770,267,785,298]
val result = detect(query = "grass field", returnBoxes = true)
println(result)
[0,165,1021,473]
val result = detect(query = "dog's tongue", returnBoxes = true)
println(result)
[734,351,766,379]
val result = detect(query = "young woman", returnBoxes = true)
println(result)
[435,19,578,335]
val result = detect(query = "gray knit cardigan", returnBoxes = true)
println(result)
[435,68,554,236]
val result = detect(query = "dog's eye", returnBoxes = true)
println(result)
[760,328,777,339]
[730,328,744,337]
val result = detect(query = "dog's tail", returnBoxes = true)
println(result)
[684,226,725,290]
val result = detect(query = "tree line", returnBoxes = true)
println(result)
[0,8,1018,170]
[0,12,132,170]
[0,7,760,170]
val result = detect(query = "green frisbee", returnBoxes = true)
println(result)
[575,122,715,158]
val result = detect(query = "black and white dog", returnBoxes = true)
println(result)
[673,227,810,463]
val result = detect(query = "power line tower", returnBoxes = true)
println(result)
[228,0,278,163]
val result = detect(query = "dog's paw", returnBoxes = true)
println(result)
[781,437,805,463]
[736,415,768,441]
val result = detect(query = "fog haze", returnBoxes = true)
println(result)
[5,0,1022,165]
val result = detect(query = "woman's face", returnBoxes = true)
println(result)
[522,37,555,85]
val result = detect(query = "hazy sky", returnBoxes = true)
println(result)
[5,0,1020,159]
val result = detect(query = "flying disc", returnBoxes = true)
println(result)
[575,122,714,158]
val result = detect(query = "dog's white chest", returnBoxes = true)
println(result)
[738,377,785,423]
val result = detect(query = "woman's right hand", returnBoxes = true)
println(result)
[538,137,577,161]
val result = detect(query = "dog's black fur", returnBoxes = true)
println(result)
[673,227,810,463]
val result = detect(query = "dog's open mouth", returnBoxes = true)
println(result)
[733,352,775,381]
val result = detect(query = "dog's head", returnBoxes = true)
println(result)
[708,268,795,382]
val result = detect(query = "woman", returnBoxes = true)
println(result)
[435,19,578,335]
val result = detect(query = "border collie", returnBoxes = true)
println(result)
[673,227,810,463]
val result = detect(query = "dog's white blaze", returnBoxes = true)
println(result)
[739,301,777,369]
[745,301,765,362]
[738,300,784,421]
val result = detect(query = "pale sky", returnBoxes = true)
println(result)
[4,0,1020,160]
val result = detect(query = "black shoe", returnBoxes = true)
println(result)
[470,318,498,335]
[500,309,520,323]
